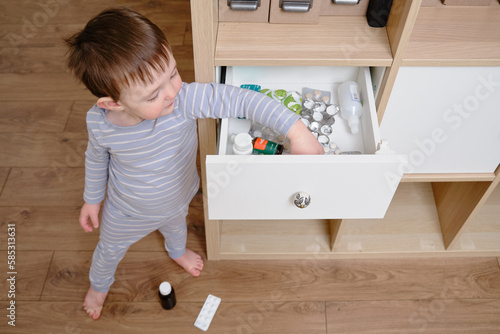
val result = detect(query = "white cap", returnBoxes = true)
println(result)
[234,133,252,151]
[159,281,172,295]
[348,115,359,135]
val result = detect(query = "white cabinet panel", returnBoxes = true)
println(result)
[381,67,500,174]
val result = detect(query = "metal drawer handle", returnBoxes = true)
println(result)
[280,0,313,13]
[294,192,311,209]
[228,0,261,11]
[331,0,360,4]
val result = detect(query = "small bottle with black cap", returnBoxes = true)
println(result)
[159,281,176,310]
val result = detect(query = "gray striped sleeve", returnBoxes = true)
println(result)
[178,82,300,137]
[83,123,110,205]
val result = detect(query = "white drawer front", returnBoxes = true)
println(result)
[207,66,407,220]
[207,155,405,220]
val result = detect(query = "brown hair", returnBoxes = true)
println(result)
[64,7,172,101]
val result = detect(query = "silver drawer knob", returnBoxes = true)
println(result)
[228,0,260,11]
[294,192,311,209]
[280,1,312,13]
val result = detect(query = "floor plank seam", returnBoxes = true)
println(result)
[324,301,328,334]
[39,250,56,302]
[0,167,12,196]
[63,100,77,132]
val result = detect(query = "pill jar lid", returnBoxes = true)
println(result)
[159,281,172,295]
[234,133,253,150]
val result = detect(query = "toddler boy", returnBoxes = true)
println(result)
[64,7,323,320]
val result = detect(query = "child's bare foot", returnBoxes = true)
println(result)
[83,286,108,320]
[172,249,204,276]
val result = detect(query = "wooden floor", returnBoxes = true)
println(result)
[1,1,500,333]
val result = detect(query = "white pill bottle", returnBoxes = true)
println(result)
[338,81,363,135]
[232,133,253,155]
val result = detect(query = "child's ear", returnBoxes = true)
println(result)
[97,97,123,111]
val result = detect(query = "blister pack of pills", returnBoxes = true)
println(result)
[260,88,302,115]
[194,294,221,331]
[302,87,331,106]
[300,87,340,151]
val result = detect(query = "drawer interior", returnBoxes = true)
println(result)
[218,66,382,156]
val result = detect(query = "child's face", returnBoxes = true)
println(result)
[117,54,182,121]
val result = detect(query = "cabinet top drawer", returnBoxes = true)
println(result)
[206,66,407,220]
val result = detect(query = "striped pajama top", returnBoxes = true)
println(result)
[83,82,300,219]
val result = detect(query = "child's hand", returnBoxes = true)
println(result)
[79,202,101,232]
[286,119,324,155]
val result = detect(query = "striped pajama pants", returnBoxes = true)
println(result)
[89,201,188,293]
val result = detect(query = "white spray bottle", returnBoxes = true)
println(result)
[338,81,363,135]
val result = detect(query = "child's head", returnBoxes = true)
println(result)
[64,7,172,102]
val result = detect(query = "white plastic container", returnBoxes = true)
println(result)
[338,81,363,134]
[232,133,253,155]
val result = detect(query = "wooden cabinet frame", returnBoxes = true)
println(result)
[190,0,500,260]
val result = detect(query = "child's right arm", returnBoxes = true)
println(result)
[80,112,110,232]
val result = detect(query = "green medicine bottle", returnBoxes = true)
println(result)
[252,137,284,155]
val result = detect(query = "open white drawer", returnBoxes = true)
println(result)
[206,66,407,220]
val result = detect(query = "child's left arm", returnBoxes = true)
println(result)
[286,119,324,155]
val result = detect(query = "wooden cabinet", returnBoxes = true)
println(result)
[190,0,500,260]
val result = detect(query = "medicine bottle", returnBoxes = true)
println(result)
[338,81,363,135]
[252,137,284,155]
[232,133,253,155]
[159,281,176,310]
